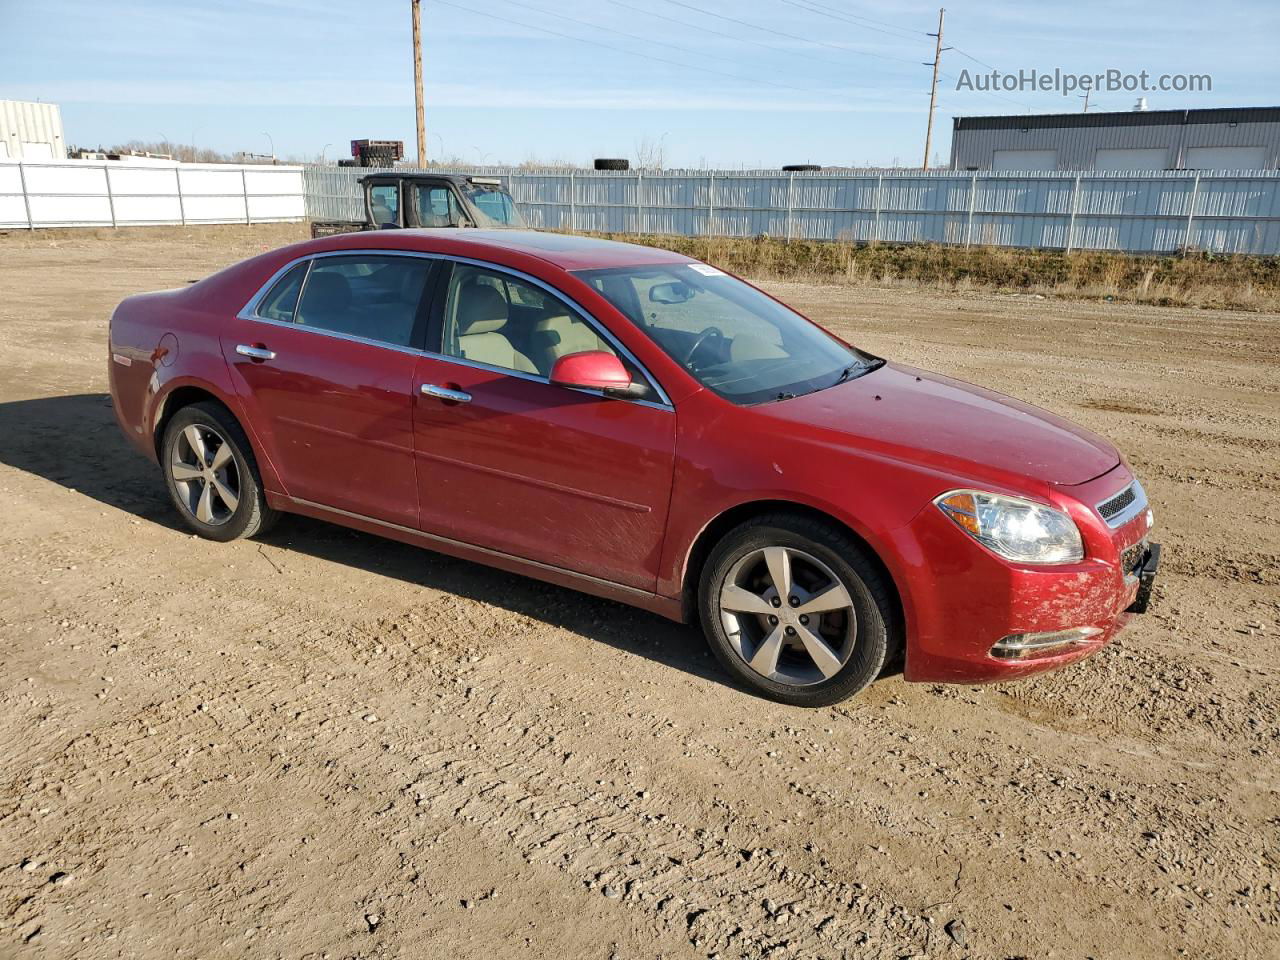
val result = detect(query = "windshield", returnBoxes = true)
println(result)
[462,183,527,227]
[576,263,880,404]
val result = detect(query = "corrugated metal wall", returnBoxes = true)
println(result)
[0,100,67,161]
[950,115,1280,171]
[303,166,1280,255]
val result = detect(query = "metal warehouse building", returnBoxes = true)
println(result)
[950,105,1280,172]
[0,100,67,161]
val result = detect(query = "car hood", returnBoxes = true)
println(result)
[764,362,1120,487]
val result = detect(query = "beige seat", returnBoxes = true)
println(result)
[531,313,611,374]
[730,332,788,363]
[455,285,538,374]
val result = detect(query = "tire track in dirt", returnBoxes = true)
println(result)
[398,689,931,959]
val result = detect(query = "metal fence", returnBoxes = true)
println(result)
[1,160,306,229]
[304,165,1280,255]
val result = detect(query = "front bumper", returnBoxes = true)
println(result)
[892,487,1158,685]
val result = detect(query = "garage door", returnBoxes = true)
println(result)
[991,150,1057,171]
[1094,148,1168,171]
[1185,146,1269,170]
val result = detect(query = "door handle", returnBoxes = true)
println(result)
[235,344,276,361]
[420,383,472,403]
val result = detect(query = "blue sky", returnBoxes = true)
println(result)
[2,0,1277,167]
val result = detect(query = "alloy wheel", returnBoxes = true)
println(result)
[718,545,857,686]
[170,424,240,525]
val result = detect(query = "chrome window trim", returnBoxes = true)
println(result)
[1095,479,1148,529]
[236,249,441,323]
[235,249,674,411]
[240,314,426,359]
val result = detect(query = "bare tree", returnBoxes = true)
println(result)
[633,135,665,171]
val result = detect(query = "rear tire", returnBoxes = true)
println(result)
[160,402,279,542]
[698,513,897,707]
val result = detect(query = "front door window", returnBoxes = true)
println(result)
[413,184,464,227]
[368,184,400,226]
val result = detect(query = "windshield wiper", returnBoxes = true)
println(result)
[835,357,886,385]
[769,391,797,402]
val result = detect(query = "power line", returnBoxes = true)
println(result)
[656,0,922,67]
[769,0,1032,113]
[951,46,999,71]
[432,0,813,92]
[772,0,924,42]
[943,45,1032,110]
[493,0,779,77]
[602,0,845,71]
[791,0,931,40]
[450,0,1033,117]
[938,69,1031,111]
[602,0,932,90]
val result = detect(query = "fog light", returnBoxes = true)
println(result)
[990,627,1103,660]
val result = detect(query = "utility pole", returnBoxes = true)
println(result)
[412,0,427,167]
[922,7,948,170]
[1079,90,1091,112]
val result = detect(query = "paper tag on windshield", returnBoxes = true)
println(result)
[688,263,724,276]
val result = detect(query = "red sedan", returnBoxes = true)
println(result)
[109,229,1159,706]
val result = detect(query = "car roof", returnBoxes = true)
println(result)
[358,172,473,185]
[309,229,698,271]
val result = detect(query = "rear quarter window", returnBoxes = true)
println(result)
[256,262,309,322]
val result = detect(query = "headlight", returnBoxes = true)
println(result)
[935,490,1084,564]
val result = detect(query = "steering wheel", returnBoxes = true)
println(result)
[683,326,725,367]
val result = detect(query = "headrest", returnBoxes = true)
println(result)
[457,284,508,335]
[534,313,575,330]
[303,271,351,315]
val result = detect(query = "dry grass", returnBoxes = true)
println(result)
[591,233,1280,312]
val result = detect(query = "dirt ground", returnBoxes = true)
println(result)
[0,224,1276,960]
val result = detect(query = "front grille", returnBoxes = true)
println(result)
[1098,484,1137,521]
[1096,479,1148,528]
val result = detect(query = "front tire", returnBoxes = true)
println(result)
[161,402,278,542]
[698,514,897,707]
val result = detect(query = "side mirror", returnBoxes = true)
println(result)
[649,281,694,304]
[549,351,645,398]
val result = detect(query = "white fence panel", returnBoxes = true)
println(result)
[108,166,183,224]
[0,159,306,229]
[22,163,107,195]
[0,164,27,226]
[30,193,113,226]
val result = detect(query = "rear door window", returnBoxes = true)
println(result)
[294,255,435,348]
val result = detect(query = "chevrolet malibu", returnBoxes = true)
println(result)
[108,230,1159,706]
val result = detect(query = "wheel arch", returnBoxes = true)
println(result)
[679,499,906,640]
[151,382,235,459]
